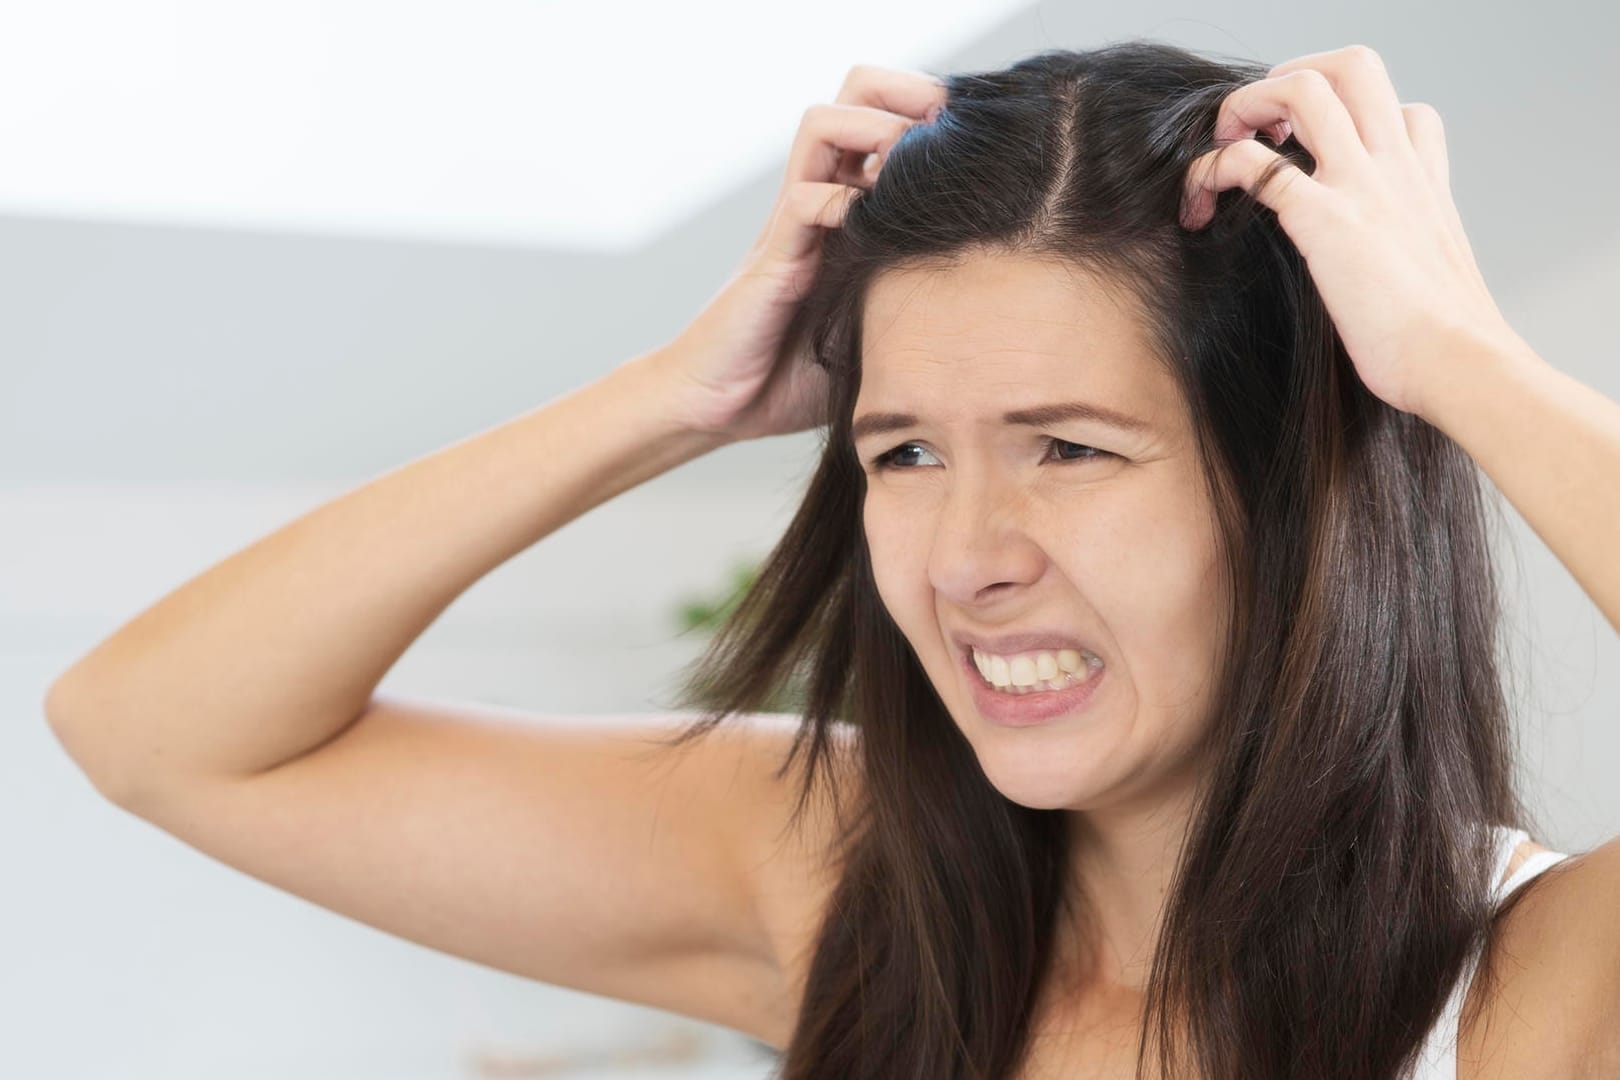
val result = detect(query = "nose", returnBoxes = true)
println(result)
[926,472,1048,606]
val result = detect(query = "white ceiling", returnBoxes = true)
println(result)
[0,0,1025,250]
[4,0,1618,493]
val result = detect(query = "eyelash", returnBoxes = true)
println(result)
[870,436,1114,470]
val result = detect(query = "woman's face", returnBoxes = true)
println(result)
[853,251,1229,813]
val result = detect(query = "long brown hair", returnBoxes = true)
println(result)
[656,39,1539,1079]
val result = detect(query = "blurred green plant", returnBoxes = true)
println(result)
[672,556,809,715]
[675,557,761,634]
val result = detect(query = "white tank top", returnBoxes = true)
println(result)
[1405,824,1571,1078]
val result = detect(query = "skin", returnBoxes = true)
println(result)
[852,248,1230,997]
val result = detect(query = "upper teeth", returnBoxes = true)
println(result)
[971,647,1101,689]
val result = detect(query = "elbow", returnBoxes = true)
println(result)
[44,675,140,806]
[44,668,103,733]
[44,673,82,729]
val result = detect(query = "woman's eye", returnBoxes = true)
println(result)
[871,443,941,469]
[1046,438,1110,463]
[870,437,1113,470]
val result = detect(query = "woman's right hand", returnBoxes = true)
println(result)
[653,64,948,445]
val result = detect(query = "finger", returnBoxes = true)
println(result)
[833,62,949,116]
[1402,102,1473,260]
[828,63,948,194]
[764,181,862,264]
[1212,69,1369,179]
[1261,119,1294,147]
[836,147,887,190]
[1268,44,1408,156]
[1180,138,1320,231]
[1400,101,1448,193]
[783,102,916,192]
[757,65,948,257]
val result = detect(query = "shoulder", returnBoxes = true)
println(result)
[1459,833,1620,1078]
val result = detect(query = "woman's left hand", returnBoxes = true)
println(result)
[1179,44,1523,423]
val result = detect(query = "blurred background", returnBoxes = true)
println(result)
[6,1,1619,1077]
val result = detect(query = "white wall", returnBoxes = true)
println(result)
[7,2,1620,1077]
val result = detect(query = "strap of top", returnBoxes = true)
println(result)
[1489,826,1530,899]
[1499,844,1573,900]
[1487,823,1577,903]
[1405,824,1573,1079]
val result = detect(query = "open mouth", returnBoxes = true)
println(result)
[958,642,1107,726]
[960,642,1103,696]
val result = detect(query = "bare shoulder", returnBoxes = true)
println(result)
[1459,833,1620,1078]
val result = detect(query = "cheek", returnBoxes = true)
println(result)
[1051,492,1225,704]
[863,501,929,618]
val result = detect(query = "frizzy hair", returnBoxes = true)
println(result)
[653,39,1540,1080]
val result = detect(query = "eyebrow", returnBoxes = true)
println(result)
[850,400,1152,445]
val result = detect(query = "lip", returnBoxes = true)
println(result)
[959,642,1105,727]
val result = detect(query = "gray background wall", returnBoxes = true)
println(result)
[7,2,1619,1078]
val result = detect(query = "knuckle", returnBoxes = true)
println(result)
[1341,43,1386,69]
[1403,101,1443,126]
[1223,139,1272,168]
[781,185,812,224]
[840,64,873,93]
[787,179,838,214]
[1285,68,1334,96]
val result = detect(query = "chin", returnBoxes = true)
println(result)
[999,786,1089,812]
[972,742,1112,812]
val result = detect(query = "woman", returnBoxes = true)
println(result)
[47,39,1620,1080]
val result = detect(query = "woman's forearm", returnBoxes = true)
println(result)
[45,348,729,798]
[1421,328,1620,639]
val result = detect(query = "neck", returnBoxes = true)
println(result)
[1056,767,1206,994]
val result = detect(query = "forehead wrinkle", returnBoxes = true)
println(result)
[877,311,1118,368]
[861,269,1148,396]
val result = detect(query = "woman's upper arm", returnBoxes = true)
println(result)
[104,694,847,1045]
